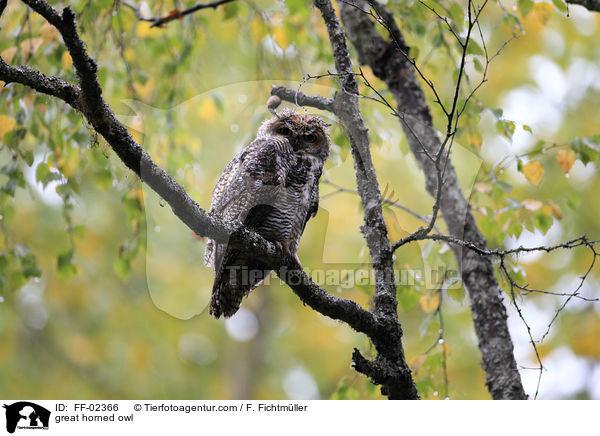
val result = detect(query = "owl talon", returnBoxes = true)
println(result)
[293,253,303,270]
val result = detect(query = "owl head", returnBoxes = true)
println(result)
[258,108,331,160]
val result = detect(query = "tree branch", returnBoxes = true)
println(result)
[270,85,335,112]
[339,0,527,399]
[119,0,236,28]
[566,0,600,12]
[0,0,380,342]
[312,0,418,399]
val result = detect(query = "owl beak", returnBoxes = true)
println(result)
[288,136,301,151]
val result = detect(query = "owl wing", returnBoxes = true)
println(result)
[203,136,293,268]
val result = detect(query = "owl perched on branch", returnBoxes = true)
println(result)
[204,108,331,318]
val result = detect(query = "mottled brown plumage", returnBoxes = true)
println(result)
[204,109,331,318]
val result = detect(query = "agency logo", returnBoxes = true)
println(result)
[2,402,50,434]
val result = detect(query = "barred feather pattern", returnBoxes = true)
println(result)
[204,109,330,318]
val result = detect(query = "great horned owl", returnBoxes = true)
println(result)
[204,108,331,318]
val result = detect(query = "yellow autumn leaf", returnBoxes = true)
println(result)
[188,137,202,153]
[384,209,408,242]
[0,114,17,138]
[40,21,58,42]
[1,46,18,64]
[65,333,97,366]
[468,131,483,148]
[249,15,266,43]
[522,160,544,186]
[19,37,44,56]
[136,22,160,38]
[556,148,576,173]
[549,201,563,219]
[272,27,288,48]
[522,199,542,211]
[410,354,426,372]
[132,188,145,204]
[123,48,135,63]
[197,98,217,121]
[419,294,439,313]
[61,51,73,70]
[133,78,154,99]
[474,182,492,193]
[524,2,554,32]
[128,115,144,143]
[441,343,451,355]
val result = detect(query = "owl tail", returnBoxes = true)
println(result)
[209,246,270,318]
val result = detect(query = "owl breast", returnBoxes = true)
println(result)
[250,153,322,253]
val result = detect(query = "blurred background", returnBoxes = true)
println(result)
[0,0,599,399]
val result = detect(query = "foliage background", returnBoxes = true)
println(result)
[0,0,599,399]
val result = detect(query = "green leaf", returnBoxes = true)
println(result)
[70,225,87,241]
[93,168,113,190]
[529,140,545,157]
[211,94,225,113]
[21,150,34,166]
[448,2,464,27]
[10,271,26,291]
[518,0,534,17]
[330,375,360,400]
[409,45,420,61]
[508,220,524,238]
[552,0,568,13]
[57,249,78,280]
[397,286,421,311]
[114,257,131,279]
[496,180,513,193]
[35,162,50,184]
[496,120,516,140]
[490,108,503,119]
[416,377,434,397]
[447,286,465,302]
[414,21,427,38]
[534,214,553,234]
[478,216,498,240]
[571,137,599,166]
[523,124,533,134]
[466,41,484,56]
[21,253,41,279]
[222,2,239,20]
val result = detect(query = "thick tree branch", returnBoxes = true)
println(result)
[0,0,380,342]
[566,0,600,12]
[270,85,334,112]
[0,59,82,108]
[313,0,418,400]
[339,0,527,399]
[0,0,7,18]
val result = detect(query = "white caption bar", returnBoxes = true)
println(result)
[0,400,597,435]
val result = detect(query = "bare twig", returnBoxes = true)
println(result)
[119,0,236,27]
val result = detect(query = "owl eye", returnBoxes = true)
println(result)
[276,126,292,137]
[303,133,318,144]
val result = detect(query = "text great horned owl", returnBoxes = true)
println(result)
[204,108,331,318]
